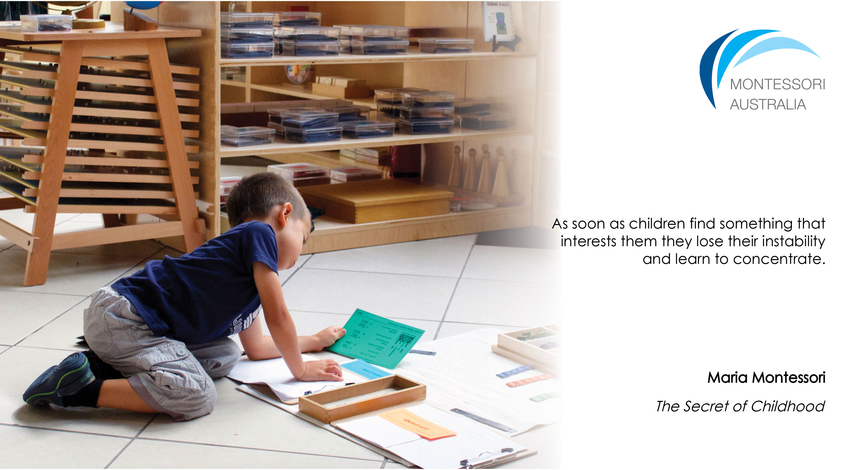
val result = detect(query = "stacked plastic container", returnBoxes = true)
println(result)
[21,14,72,32]
[267,109,342,143]
[350,25,410,55]
[335,25,356,53]
[276,25,341,56]
[419,38,474,53]
[268,163,331,186]
[221,12,274,59]
[375,87,427,124]
[396,90,456,135]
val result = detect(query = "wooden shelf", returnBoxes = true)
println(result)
[249,83,376,109]
[304,204,532,253]
[154,0,549,254]
[220,127,532,158]
[220,48,536,67]
[220,202,532,253]
[221,79,247,88]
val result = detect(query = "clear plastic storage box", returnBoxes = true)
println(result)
[331,166,383,182]
[453,98,491,115]
[340,38,352,53]
[341,120,395,139]
[21,14,72,32]
[273,11,321,27]
[268,109,339,129]
[276,26,340,41]
[221,42,275,59]
[401,90,456,108]
[351,39,409,55]
[349,25,410,41]
[458,110,512,130]
[220,177,242,203]
[375,87,428,105]
[418,38,475,53]
[277,39,341,56]
[268,163,330,179]
[220,12,274,28]
[398,118,454,135]
[221,26,274,44]
[378,105,399,119]
[221,66,246,82]
[220,126,276,147]
[324,105,371,122]
[397,105,454,121]
[284,126,343,143]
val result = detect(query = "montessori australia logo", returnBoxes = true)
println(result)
[699,29,822,110]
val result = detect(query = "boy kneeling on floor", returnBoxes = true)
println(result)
[23,172,346,421]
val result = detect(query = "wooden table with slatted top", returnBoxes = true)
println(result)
[0,23,203,286]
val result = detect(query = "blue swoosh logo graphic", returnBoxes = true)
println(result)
[699,30,735,109]
[700,29,818,108]
[735,37,819,66]
[716,29,777,87]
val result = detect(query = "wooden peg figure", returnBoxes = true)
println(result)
[463,148,478,190]
[477,147,493,193]
[508,149,523,195]
[448,145,463,187]
[491,147,510,197]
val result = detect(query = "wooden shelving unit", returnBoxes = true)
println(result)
[157,1,551,254]
[0,23,205,286]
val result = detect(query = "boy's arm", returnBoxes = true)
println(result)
[250,262,343,381]
[239,322,346,359]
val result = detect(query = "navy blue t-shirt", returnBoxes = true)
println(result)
[112,221,279,345]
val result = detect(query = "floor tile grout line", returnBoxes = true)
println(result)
[131,436,386,463]
[104,414,158,469]
[12,296,92,347]
[432,240,478,341]
[298,266,463,280]
[13,345,88,353]
[0,289,88,298]
[0,421,136,440]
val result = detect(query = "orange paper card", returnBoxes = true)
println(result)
[378,408,457,440]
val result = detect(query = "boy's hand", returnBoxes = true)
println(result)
[299,359,344,382]
[314,326,346,349]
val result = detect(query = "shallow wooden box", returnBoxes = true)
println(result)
[311,82,373,99]
[299,179,453,224]
[492,325,560,376]
[298,375,426,424]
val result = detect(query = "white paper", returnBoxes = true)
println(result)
[227,355,365,401]
[336,415,421,449]
[336,403,527,469]
[391,329,560,436]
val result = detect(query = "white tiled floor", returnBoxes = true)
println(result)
[0,214,561,469]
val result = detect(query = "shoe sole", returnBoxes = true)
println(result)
[24,356,94,406]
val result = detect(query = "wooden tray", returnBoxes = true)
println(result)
[298,375,426,424]
[299,179,453,224]
[492,325,560,376]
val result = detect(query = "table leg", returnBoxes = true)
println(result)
[145,38,203,252]
[24,41,83,286]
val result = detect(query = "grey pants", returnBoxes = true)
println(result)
[83,287,242,421]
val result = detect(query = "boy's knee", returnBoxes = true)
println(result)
[195,339,242,379]
[161,374,217,421]
[150,369,217,421]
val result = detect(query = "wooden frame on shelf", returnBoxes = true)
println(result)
[0,24,205,286]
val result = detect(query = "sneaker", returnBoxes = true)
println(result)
[23,352,95,406]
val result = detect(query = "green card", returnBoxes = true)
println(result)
[327,309,425,369]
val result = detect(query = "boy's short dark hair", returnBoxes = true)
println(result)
[226,172,309,227]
